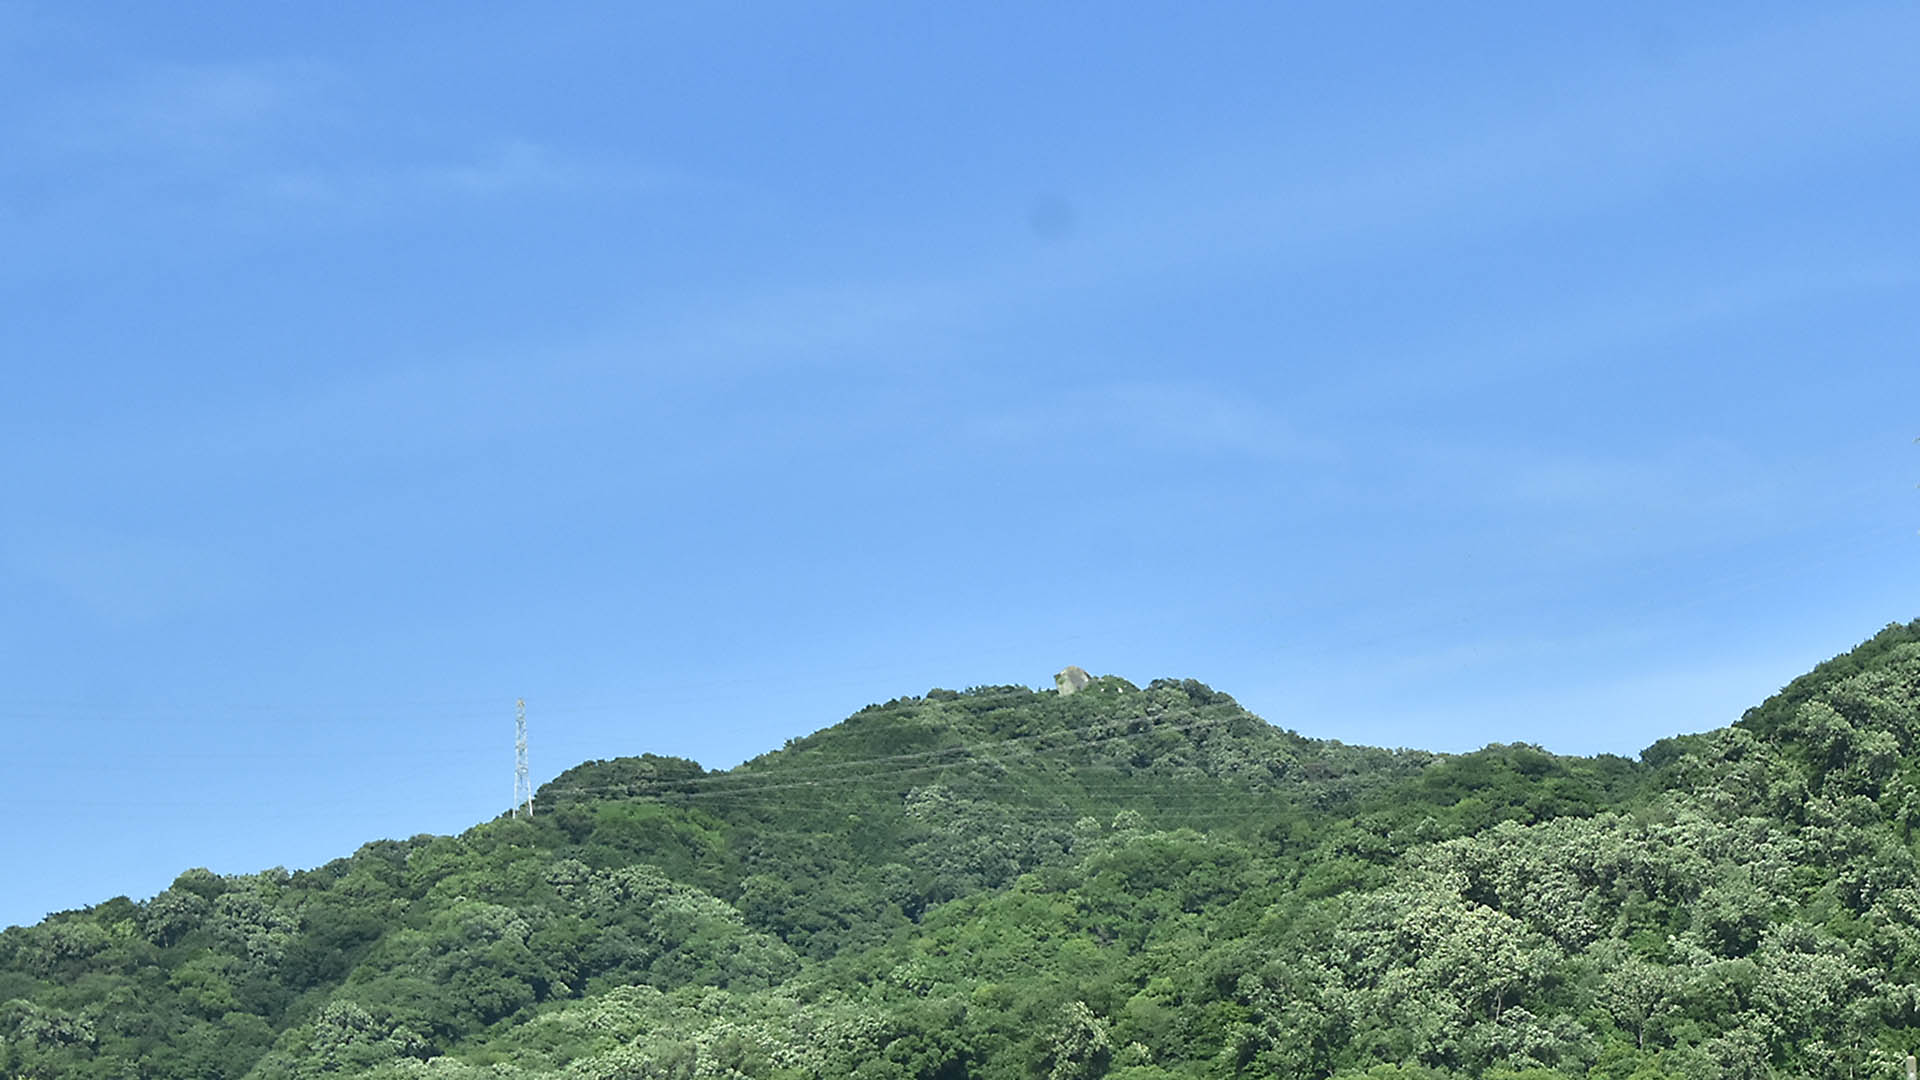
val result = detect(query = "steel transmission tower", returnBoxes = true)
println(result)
[514,698,533,818]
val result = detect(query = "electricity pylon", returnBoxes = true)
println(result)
[514,698,532,818]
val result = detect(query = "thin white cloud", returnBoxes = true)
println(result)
[8,5,1910,366]
[562,7,1920,389]
[33,59,338,161]
[1476,442,1770,517]
[263,138,639,211]
[423,139,581,196]
[1082,5,1920,284]
[967,382,1336,463]
[129,65,304,149]
[680,279,979,362]
[11,5,1914,503]
[1330,259,1918,406]
[1376,439,1785,565]
[5,55,647,234]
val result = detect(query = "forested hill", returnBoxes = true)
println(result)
[7,623,1920,1080]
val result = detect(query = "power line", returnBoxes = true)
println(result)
[535,710,1256,797]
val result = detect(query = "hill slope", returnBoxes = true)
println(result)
[6,625,1920,1079]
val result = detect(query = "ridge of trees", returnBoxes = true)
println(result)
[5,629,1920,1078]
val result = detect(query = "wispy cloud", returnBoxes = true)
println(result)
[34,59,337,162]
[967,381,1336,464]
[1083,6,1920,283]
[551,7,1920,389]
[263,138,639,211]
[1328,259,1918,407]
[11,5,1914,516]
[1376,437,1790,561]
[671,279,979,364]
[5,57,646,236]
[419,139,583,196]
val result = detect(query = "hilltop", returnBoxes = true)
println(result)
[6,623,1920,1079]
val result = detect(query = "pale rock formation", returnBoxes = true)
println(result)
[1054,666,1092,695]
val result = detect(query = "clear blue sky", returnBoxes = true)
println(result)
[4,2,1918,928]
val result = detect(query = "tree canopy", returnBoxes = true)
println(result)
[8,626,1920,1078]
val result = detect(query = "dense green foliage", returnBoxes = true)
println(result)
[9,623,1920,1078]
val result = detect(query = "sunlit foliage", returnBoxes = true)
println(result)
[6,625,1920,1077]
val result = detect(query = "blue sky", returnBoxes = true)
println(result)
[4,2,1919,928]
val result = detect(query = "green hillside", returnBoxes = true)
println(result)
[7,623,1920,1079]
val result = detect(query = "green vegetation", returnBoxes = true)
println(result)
[8,624,1920,1078]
